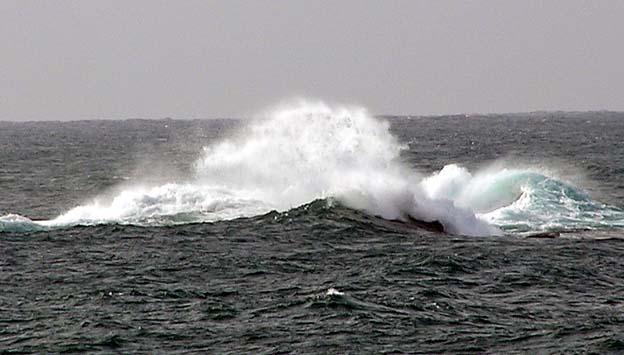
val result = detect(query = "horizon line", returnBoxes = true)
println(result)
[1,109,623,124]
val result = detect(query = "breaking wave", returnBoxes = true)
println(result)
[2,101,622,236]
[420,164,624,233]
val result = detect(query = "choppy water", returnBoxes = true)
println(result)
[1,103,624,353]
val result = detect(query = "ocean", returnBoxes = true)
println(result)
[1,103,624,354]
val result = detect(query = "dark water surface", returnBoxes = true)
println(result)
[2,112,624,353]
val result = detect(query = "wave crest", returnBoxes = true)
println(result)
[191,101,497,236]
[3,100,621,236]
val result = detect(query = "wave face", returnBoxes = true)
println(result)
[420,164,624,233]
[0,214,47,233]
[480,170,624,233]
[1,101,622,236]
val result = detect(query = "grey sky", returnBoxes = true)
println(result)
[1,0,623,120]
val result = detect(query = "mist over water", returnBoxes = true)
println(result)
[1,101,623,236]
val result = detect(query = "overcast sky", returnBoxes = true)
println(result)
[1,0,623,120]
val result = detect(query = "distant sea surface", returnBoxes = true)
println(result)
[2,105,624,354]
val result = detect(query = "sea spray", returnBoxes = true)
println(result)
[5,101,490,235]
[193,101,499,236]
[3,100,621,235]
[50,184,271,226]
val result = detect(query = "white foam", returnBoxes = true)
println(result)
[421,165,531,213]
[0,213,46,233]
[191,100,499,236]
[13,100,621,236]
[51,183,271,226]
[479,172,624,233]
[326,288,344,296]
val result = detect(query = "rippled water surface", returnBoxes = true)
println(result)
[2,110,624,353]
